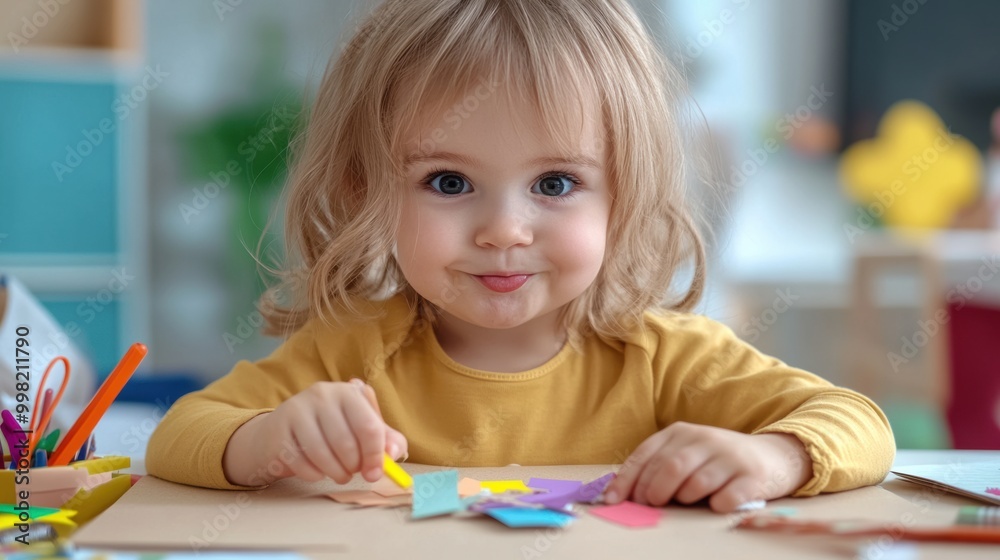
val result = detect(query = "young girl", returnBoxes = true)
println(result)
[147,0,894,513]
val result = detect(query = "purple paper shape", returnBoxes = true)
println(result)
[574,472,616,504]
[518,473,615,509]
[518,489,578,508]
[469,499,516,512]
[527,478,584,495]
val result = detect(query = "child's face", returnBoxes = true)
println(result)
[394,87,611,332]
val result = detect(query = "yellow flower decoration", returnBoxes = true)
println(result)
[840,100,981,229]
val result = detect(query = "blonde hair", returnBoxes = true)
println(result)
[260,0,706,344]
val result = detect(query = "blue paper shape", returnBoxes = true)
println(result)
[412,470,462,519]
[485,507,575,528]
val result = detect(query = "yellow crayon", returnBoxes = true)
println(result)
[382,452,413,489]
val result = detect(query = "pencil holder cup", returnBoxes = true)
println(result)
[0,455,133,530]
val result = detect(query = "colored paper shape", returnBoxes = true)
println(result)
[839,100,982,228]
[527,478,583,495]
[589,501,661,528]
[0,503,60,518]
[327,490,410,507]
[481,480,531,494]
[484,507,575,528]
[412,470,462,519]
[735,500,767,512]
[986,487,1000,497]
[0,504,77,537]
[575,472,616,503]
[458,477,483,498]
[372,476,412,498]
[518,473,613,509]
[469,499,514,512]
[518,488,579,509]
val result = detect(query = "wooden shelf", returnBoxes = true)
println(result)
[0,0,141,54]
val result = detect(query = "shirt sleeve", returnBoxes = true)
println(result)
[146,320,332,490]
[649,314,896,496]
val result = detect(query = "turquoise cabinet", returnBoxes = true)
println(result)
[0,60,149,380]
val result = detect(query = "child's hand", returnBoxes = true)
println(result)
[223,379,407,486]
[604,422,812,513]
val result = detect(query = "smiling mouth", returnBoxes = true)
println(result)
[473,274,532,293]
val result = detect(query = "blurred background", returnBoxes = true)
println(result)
[1,0,998,453]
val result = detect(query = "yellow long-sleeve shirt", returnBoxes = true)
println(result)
[147,294,895,492]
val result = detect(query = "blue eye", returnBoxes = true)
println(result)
[533,175,575,197]
[428,173,470,195]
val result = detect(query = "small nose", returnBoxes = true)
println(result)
[474,196,533,249]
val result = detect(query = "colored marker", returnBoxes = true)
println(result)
[33,449,47,467]
[49,343,147,465]
[73,441,87,462]
[37,429,60,453]
[0,410,25,468]
[37,388,55,436]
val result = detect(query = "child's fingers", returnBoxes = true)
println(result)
[672,456,736,505]
[708,475,764,513]
[282,432,328,482]
[320,401,363,475]
[385,425,409,461]
[634,446,710,506]
[341,390,387,482]
[351,378,382,415]
[287,421,346,483]
[604,430,670,503]
[312,410,356,484]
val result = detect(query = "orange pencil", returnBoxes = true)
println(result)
[49,343,148,466]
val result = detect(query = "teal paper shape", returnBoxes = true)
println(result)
[484,507,575,528]
[412,470,462,519]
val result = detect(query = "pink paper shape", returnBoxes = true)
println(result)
[589,501,661,528]
[986,487,1000,497]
